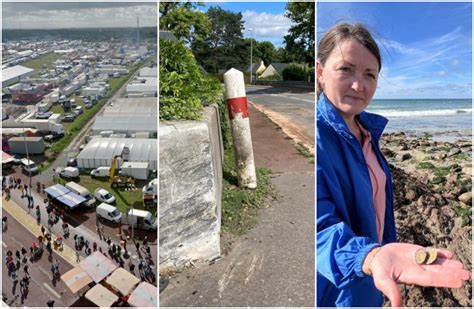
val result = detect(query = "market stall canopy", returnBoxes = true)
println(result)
[44,184,70,198]
[1,151,14,164]
[85,283,119,308]
[56,192,86,209]
[127,282,157,307]
[79,251,118,283]
[60,266,93,294]
[105,267,140,296]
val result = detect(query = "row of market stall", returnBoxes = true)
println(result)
[60,251,157,307]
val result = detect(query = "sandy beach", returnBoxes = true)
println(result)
[380,132,472,307]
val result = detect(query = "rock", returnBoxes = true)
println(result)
[462,166,471,176]
[405,189,417,201]
[399,143,409,151]
[446,148,461,157]
[381,148,395,158]
[433,152,447,161]
[458,192,472,205]
[396,153,412,161]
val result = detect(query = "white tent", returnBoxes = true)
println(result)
[76,138,157,170]
[92,116,157,135]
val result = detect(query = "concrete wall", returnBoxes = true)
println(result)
[159,105,223,272]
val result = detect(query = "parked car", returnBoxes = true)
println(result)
[20,158,39,174]
[36,112,52,119]
[44,132,65,142]
[96,203,122,223]
[62,114,75,122]
[12,155,22,165]
[58,166,79,179]
[73,106,83,116]
[126,209,156,230]
[67,158,77,167]
[84,103,93,109]
[94,188,116,204]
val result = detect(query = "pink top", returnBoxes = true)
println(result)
[357,120,386,243]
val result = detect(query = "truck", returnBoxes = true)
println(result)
[126,209,156,230]
[8,137,45,154]
[121,162,149,180]
[109,149,135,188]
[142,178,157,207]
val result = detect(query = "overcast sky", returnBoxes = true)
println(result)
[2,2,157,29]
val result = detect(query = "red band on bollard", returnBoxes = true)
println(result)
[227,96,249,119]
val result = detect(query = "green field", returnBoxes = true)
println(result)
[57,175,148,214]
[22,52,61,77]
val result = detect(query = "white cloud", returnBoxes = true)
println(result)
[242,10,292,39]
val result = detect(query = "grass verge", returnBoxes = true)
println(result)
[295,142,314,164]
[220,106,275,235]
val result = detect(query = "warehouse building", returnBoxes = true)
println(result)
[2,65,34,87]
[76,138,157,170]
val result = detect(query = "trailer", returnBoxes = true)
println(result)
[121,161,149,180]
[8,136,46,154]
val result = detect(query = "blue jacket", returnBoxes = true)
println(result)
[316,94,397,307]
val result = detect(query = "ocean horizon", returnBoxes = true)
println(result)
[366,98,472,142]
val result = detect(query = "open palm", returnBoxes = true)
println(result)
[370,243,470,307]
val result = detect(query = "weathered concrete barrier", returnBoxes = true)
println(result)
[159,105,223,272]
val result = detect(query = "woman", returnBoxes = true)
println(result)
[316,23,470,307]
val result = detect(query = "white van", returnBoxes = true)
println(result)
[90,166,110,178]
[65,181,96,207]
[20,158,39,174]
[127,209,157,230]
[96,203,122,223]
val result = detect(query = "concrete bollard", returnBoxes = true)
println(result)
[223,68,257,189]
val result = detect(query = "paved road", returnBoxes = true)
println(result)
[1,212,77,307]
[246,85,315,151]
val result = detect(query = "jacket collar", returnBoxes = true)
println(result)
[317,93,388,142]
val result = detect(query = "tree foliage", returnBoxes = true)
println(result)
[191,6,249,73]
[159,2,210,45]
[254,41,276,66]
[283,2,315,65]
[159,38,221,120]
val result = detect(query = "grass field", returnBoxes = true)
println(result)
[22,52,61,77]
[57,175,148,213]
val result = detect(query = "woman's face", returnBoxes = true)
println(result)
[317,39,379,120]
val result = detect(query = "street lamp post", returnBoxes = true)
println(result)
[21,123,32,193]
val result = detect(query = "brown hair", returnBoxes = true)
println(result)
[317,23,382,99]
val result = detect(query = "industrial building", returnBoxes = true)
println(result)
[76,138,157,170]
[2,65,34,87]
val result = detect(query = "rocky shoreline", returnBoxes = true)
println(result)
[381,132,472,307]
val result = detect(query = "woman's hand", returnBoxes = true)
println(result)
[364,243,470,307]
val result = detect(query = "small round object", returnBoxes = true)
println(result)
[425,247,438,265]
[415,248,427,264]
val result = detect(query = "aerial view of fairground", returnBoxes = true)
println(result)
[1,2,157,307]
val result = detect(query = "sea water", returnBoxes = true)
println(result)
[366,99,472,142]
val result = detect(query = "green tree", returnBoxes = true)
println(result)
[254,41,276,66]
[283,2,315,65]
[192,6,249,72]
[159,2,211,45]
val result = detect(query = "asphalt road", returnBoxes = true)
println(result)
[1,212,77,307]
[245,85,315,148]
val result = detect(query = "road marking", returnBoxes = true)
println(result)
[39,266,53,280]
[244,254,259,285]
[43,282,61,299]
[11,236,24,247]
[1,241,7,248]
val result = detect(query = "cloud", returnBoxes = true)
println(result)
[2,3,157,29]
[242,10,292,45]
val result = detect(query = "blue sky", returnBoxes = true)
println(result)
[202,2,290,48]
[318,2,472,99]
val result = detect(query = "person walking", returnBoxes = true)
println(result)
[47,299,55,308]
